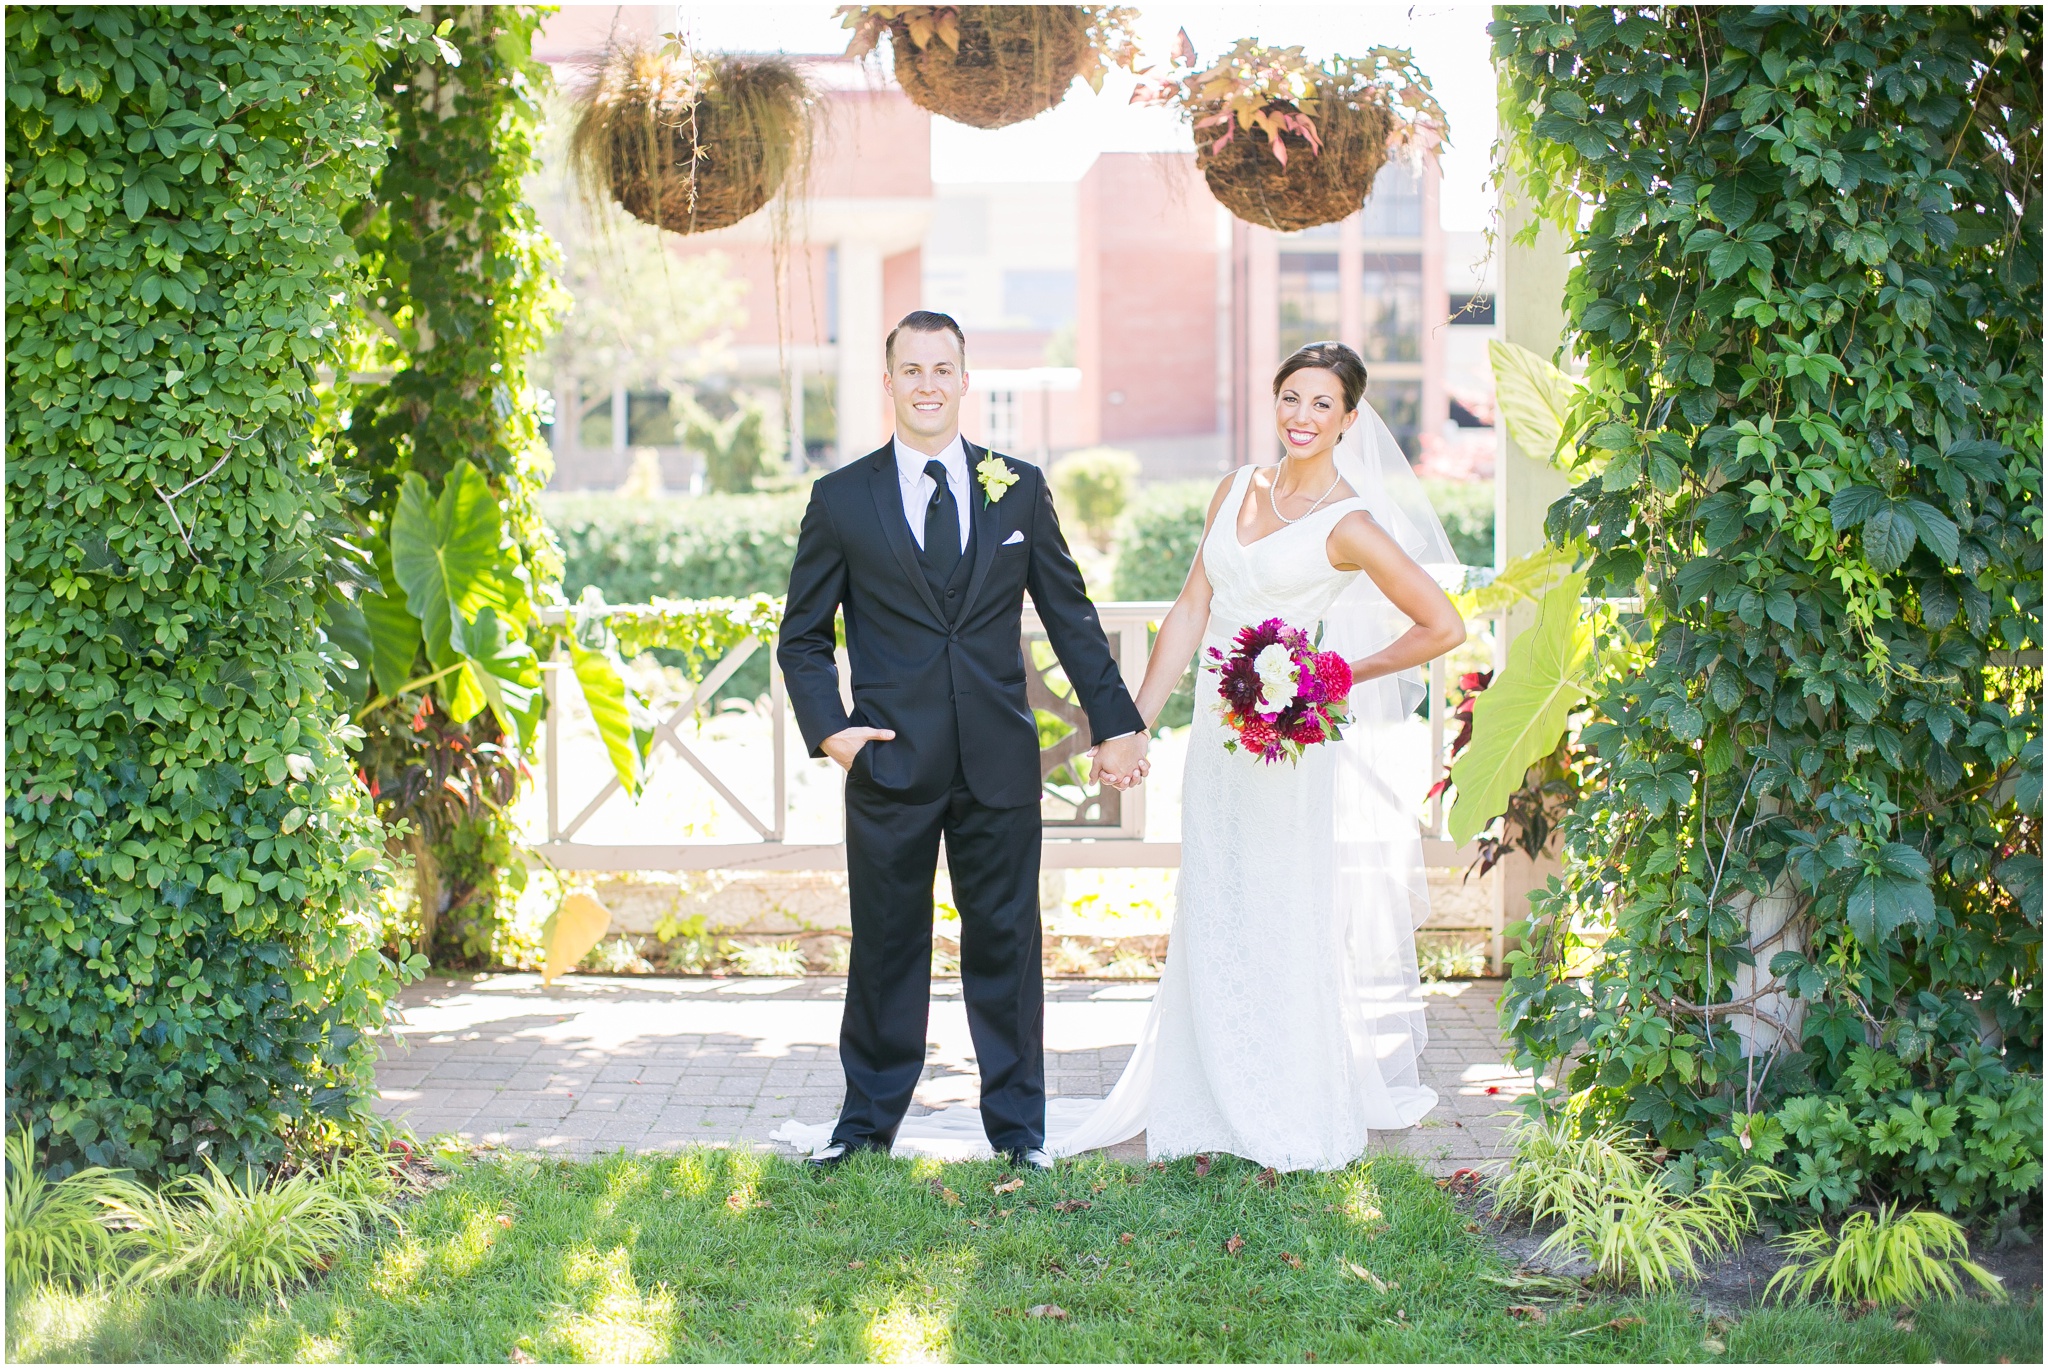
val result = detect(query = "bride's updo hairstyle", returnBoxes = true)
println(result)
[1273,341,1369,413]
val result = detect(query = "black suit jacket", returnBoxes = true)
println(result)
[777,441,1145,809]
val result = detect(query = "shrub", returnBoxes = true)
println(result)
[1493,6,2042,1221]
[1767,1204,2005,1306]
[1052,446,1141,551]
[685,394,784,494]
[1416,477,1494,567]
[544,492,804,701]
[5,6,426,1178]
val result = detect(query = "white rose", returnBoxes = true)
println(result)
[1251,643,1297,703]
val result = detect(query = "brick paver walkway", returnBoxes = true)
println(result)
[373,975,1533,1173]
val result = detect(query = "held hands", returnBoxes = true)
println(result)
[1089,731,1151,792]
[822,726,895,771]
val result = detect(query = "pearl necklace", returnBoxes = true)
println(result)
[1267,468,1344,525]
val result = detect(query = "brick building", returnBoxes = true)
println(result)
[535,11,1495,489]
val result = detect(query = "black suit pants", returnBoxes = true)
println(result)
[834,761,1043,1155]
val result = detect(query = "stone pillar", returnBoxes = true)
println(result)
[1420,155,1449,442]
[1245,225,1280,465]
[835,238,886,461]
[1491,190,1576,970]
[1337,210,1364,354]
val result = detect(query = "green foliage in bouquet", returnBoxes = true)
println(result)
[1491,5,2041,1221]
[4,6,434,1178]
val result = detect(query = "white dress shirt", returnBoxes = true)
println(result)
[893,433,973,555]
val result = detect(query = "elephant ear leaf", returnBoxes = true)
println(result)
[456,605,543,745]
[570,638,654,798]
[318,590,374,708]
[1448,573,1593,847]
[390,461,521,674]
[361,533,424,699]
[1489,340,1585,473]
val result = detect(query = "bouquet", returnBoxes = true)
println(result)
[1207,618,1354,764]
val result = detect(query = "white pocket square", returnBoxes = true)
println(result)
[1002,530,1025,546]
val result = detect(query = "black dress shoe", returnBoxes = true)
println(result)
[808,1140,883,1168]
[1004,1147,1054,1171]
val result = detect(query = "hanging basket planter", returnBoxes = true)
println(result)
[569,40,811,236]
[840,5,1139,130]
[1139,36,1446,233]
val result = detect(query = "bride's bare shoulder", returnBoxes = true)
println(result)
[1202,469,1242,526]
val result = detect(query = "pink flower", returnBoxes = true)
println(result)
[1314,651,1352,698]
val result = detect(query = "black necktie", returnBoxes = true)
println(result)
[923,458,960,580]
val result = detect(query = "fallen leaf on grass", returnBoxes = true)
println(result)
[1464,1221,1480,1233]
[1281,1252,1304,1268]
[1091,1182,1107,1193]
[1702,1337,1727,1354]
[1434,1167,1483,1195]
[847,1260,865,1270]
[1193,1153,1212,1177]
[509,1348,535,1364]
[1053,1198,1092,1213]
[1026,1304,1068,1320]
[1119,1232,1134,1245]
[1507,1304,1547,1323]
[1344,1261,1389,1292]
[1256,1166,1279,1189]
[997,1207,1015,1217]
[1223,1233,1245,1255]
[994,1178,1025,1194]
[1567,1314,1644,1337]
[928,1178,960,1205]
[1893,1316,1914,1334]
[496,1214,514,1228]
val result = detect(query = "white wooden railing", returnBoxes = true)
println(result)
[528,601,1477,872]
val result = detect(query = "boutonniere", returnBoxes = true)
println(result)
[976,454,1019,503]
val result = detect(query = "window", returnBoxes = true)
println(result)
[627,391,677,446]
[1358,163,1422,238]
[1360,253,1423,363]
[985,389,1018,452]
[1450,292,1496,325]
[1002,269,1076,330]
[1277,251,1340,357]
[1366,379,1422,460]
[803,373,837,465]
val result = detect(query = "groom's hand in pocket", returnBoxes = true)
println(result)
[822,726,895,771]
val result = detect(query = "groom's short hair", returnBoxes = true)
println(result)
[886,310,967,366]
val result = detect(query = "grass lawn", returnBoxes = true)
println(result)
[7,1148,2036,1363]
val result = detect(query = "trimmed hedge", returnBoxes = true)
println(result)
[543,492,806,699]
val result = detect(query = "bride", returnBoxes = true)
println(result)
[774,341,1466,1170]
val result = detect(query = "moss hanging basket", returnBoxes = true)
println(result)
[844,5,1136,130]
[1196,88,1396,233]
[569,42,811,236]
[1140,40,1445,233]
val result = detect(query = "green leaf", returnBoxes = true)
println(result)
[570,639,653,798]
[453,605,543,744]
[360,537,423,698]
[1861,504,1917,572]
[1829,484,1886,531]
[390,462,522,673]
[318,591,373,708]
[1488,340,1581,470]
[1901,499,1959,565]
[1448,573,1592,846]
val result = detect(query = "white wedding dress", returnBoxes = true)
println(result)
[774,410,1449,1170]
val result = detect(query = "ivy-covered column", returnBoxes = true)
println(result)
[1492,6,2041,1220]
[5,7,426,1175]
[340,6,564,964]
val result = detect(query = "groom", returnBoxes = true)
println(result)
[778,311,1149,1168]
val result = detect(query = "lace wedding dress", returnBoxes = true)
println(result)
[774,409,1448,1170]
